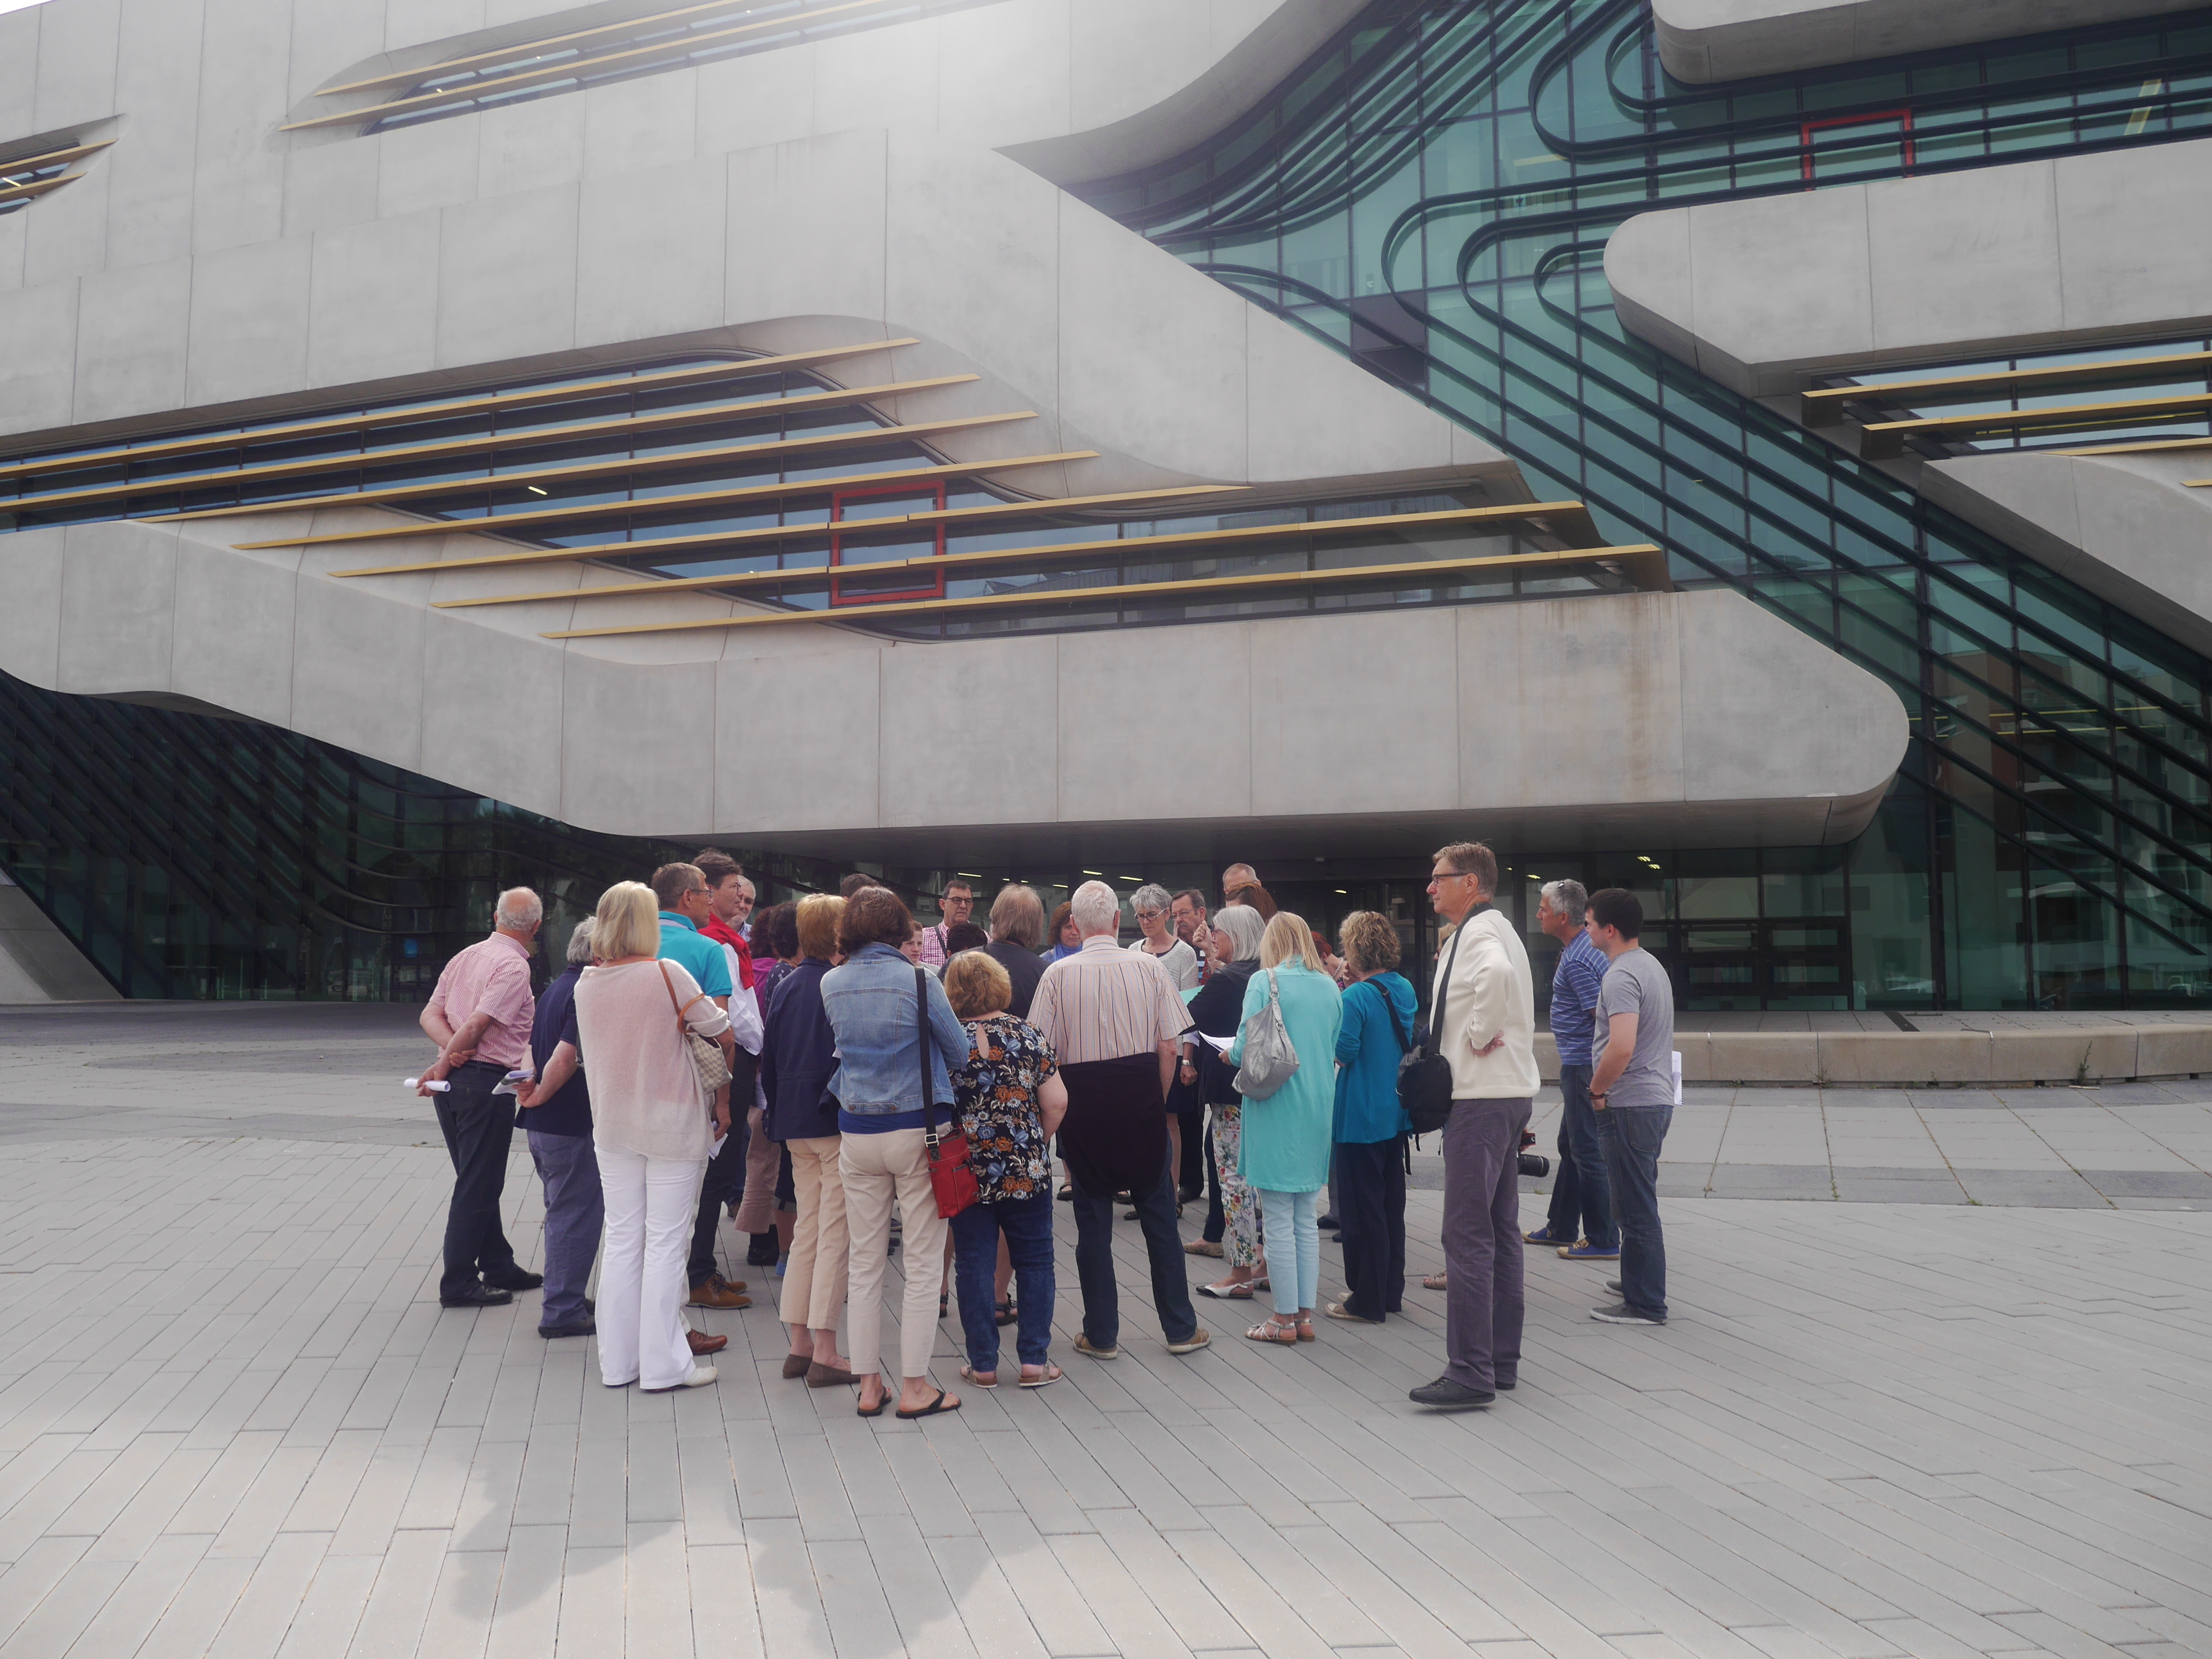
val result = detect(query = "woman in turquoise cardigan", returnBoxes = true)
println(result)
[1226,911,1343,1345]
[1325,912,1417,1324]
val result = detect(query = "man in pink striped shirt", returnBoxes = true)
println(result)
[420,889,544,1310]
[1028,881,1208,1361]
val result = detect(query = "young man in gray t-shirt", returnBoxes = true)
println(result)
[1585,888,1674,1325]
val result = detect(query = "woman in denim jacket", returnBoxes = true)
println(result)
[820,886,974,1420]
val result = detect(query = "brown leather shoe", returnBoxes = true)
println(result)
[686,1329,729,1356]
[782,1352,812,1380]
[688,1275,751,1310]
[805,1361,860,1388]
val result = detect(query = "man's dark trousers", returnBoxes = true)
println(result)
[435,1061,522,1299]
[1598,1104,1671,1318]
[688,1098,747,1286]
[1070,1153,1198,1350]
[1334,1136,1406,1320]
[1543,1063,1617,1250]
[1440,1097,1530,1391]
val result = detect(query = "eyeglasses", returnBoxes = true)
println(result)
[1134,909,1165,922]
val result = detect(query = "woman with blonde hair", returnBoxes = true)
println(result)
[764,893,854,1386]
[1227,910,1343,1345]
[572,881,734,1392]
[1182,904,1267,1296]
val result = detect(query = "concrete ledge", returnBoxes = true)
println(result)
[1533,1019,2212,1085]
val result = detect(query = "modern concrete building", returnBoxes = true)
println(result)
[0,0,2206,1012]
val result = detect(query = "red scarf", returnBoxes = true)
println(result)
[698,914,756,990]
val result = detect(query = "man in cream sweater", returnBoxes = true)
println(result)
[1410,841,1539,1410]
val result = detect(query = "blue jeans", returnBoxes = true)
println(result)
[1598,1105,1671,1319]
[1546,1064,1618,1251]
[529,1129,603,1328]
[1254,1187,1322,1317]
[1070,1155,1197,1349]
[950,1190,1055,1372]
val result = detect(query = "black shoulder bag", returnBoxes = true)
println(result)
[1398,926,1463,1136]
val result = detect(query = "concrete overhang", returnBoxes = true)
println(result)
[0,511,1910,859]
[1921,450,2212,659]
[1603,138,2212,400]
[1652,0,2206,85]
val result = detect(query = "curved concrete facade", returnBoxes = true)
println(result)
[1922,451,2212,659]
[1604,138,2212,398]
[0,0,1911,887]
[0,509,1911,856]
[1652,0,2204,84]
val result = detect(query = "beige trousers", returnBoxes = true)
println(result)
[732,1105,782,1234]
[779,1135,849,1332]
[841,1127,949,1380]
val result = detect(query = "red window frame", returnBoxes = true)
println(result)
[1801,109,1915,186]
[827,480,947,606]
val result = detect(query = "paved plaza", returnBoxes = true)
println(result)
[0,1003,2208,1659]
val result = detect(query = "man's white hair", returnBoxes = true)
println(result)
[495,888,543,931]
[1069,880,1121,935]
[1540,878,1588,921]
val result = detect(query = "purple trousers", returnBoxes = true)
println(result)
[1440,1097,1531,1392]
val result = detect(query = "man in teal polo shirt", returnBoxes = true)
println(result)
[652,863,749,1317]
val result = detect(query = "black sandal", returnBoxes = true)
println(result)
[994,1298,1017,1327]
[939,1291,950,1318]
[895,1386,962,1420]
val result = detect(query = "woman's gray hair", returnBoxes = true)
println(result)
[1130,883,1172,917]
[1213,903,1266,963]
[565,917,597,966]
[1540,878,1589,921]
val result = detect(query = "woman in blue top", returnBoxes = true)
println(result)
[1227,911,1343,1345]
[820,887,974,1421]
[1324,912,1418,1325]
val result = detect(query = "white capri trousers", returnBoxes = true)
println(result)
[595,1143,706,1391]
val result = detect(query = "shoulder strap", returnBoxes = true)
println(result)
[1371,981,1411,1051]
[1429,926,1464,1050]
[915,966,939,1141]
[658,958,716,1034]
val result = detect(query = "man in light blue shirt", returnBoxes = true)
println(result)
[652,862,748,1320]
[1525,879,1617,1260]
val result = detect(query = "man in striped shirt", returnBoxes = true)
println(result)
[1028,882,1210,1361]
[914,878,976,970]
[1526,878,1618,1260]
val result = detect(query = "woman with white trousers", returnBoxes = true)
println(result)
[573,881,734,1393]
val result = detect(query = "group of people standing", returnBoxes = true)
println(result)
[413,841,1677,1417]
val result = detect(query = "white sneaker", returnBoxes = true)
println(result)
[646,1365,718,1392]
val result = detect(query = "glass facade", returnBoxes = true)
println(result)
[1080,0,2212,1010]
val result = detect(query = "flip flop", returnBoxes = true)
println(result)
[856,1394,888,1418]
[1018,1363,1062,1389]
[959,1365,998,1389]
[895,1387,962,1420]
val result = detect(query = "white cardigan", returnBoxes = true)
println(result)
[1428,909,1540,1100]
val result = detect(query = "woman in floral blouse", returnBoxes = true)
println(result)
[942,950,1067,1388]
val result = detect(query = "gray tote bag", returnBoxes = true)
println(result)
[1232,968,1300,1100]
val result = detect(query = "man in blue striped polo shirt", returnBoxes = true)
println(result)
[1526,878,1619,1260]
